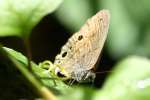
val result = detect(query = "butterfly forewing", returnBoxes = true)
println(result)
[54,10,110,79]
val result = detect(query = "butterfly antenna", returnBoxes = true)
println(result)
[95,70,112,75]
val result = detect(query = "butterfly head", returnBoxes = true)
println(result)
[53,64,70,80]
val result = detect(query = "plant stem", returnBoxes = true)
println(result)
[0,45,57,100]
[9,53,57,100]
[22,37,32,70]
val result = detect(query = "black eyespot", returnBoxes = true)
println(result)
[100,18,103,21]
[57,71,66,78]
[78,35,83,40]
[69,46,72,50]
[62,52,67,57]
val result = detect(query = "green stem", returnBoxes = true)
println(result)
[11,58,57,100]
[23,37,32,71]
[0,46,57,100]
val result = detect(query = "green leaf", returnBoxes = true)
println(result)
[2,47,70,95]
[0,0,63,37]
[94,56,150,100]
[58,87,95,100]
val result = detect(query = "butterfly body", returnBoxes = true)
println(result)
[54,10,110,82]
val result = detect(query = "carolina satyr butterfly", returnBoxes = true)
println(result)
[52,9,110,82]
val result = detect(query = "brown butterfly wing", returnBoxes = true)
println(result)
[54,10,110,75]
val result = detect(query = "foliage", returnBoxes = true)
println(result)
[0,0,150,100]
[0,0,62,37]
[1,47,150,100]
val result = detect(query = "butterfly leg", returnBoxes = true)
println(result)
[84,71,96,82]
[68,79,76,86]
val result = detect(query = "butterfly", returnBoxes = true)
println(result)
[52,10,110,82]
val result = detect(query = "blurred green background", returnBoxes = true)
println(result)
[55,0,150,59]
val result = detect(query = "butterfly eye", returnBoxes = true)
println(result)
[62,51,67,57]
[55,67,66,78]
[78,35,83,40]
